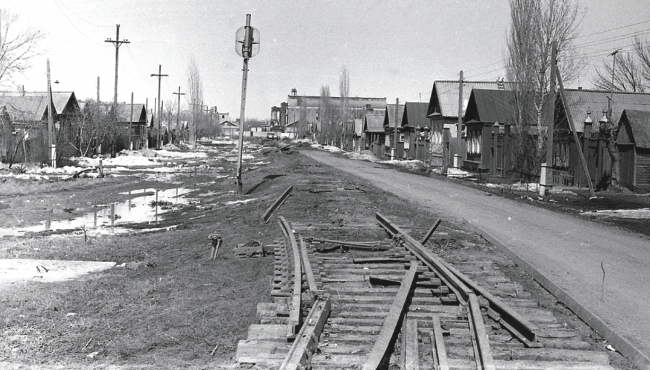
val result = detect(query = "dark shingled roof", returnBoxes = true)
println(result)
[464,89,516,124]
[427,80,514,118]
[364,113,385,133]
[559,89,650,132]
[384,103,404,129]
[402,102,429,128]
[620,109,650,148]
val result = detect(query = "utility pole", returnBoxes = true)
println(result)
[607,50,619,120]
[105,24,130,108]
[234,14,260,194]
[46,59,56,168]
[392,97,399,160]
[97,77,100,102]
[456,70,464,168]
[173,86,185,135]
[541,41,558,196]
[151,65,168,150]
[555,63,595,197]
[129,92,134,150]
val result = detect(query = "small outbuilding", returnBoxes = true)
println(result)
[617,109,650,191]
[462,89,516,175]
[363,112,386,158]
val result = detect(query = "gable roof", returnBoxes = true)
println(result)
[384,103,404,129]
[0,95,49,121]
[114,103,147,123]
[427,80,513,118]
[402,102,429,128]
[222,121,239,128]
[363,113,385,133]
[619,109,650,148]
[558,89,650,133]
[464,89,516,124]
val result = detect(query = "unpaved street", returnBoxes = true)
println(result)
[303,150,650,366]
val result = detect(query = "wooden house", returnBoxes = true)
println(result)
[554,89,650,188]
[462,89,516,175]
[363,112,386,157]
[426,80,511,168]
[221,120,239,138]
[0,91,79,163]
[114,103,148,150]
[617,109,650,191]
[383,103,404,159]
[401,102,430,161]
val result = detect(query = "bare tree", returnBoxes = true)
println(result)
[297,97,308,139]
[506,0,583,177]
[318,85,333,145]
[186,58,203,144]
[339,66,350,148]
[64,100,114,157]
[0,9,44,87]
[593,37,650,92]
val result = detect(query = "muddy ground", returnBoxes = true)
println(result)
[0,142,640,369]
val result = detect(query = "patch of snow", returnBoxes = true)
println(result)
[580,208,650,219]
[321,145,342,153]
[447,168,471,178]
[0,259,116,289]
[224,198,257,205]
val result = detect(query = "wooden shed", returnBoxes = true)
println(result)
[363,112,386,158]
[401,102,430,161]
[462,89,515,175]
[617,109,650,191]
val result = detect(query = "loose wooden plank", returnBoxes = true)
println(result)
[299,236,318,293]
[405,319,419,370]
[262,186,293,223]
[362,262,419,370]
[431,315,450,370]
[469,293,496,370]
[279,298,331,370]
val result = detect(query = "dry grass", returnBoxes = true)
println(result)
[0,176,122,197]
[0,199,275,368]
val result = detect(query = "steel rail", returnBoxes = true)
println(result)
[362,262,419,370]
[376,213,472,305]
[376,212,539,345]
[279,298,331,370]
[262,186,293,223]
[279,216,302,338]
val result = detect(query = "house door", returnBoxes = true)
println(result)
[618,145,635,190]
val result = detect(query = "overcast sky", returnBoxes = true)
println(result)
[4,0,650,120]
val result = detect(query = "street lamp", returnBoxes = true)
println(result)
[234,14,260,194]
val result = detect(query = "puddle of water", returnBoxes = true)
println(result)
[0,188,193,237]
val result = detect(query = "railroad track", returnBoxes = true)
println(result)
[236,213,615,370]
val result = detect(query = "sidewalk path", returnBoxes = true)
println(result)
[302,150,650,369]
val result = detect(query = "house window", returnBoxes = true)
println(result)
[467,128,482,161]
[553,140,570,169]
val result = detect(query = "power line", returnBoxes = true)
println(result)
[51,0,101,45]
[53,0,112,28]
[570,19,650,40]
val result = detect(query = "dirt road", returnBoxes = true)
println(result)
[303,150,650,368]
